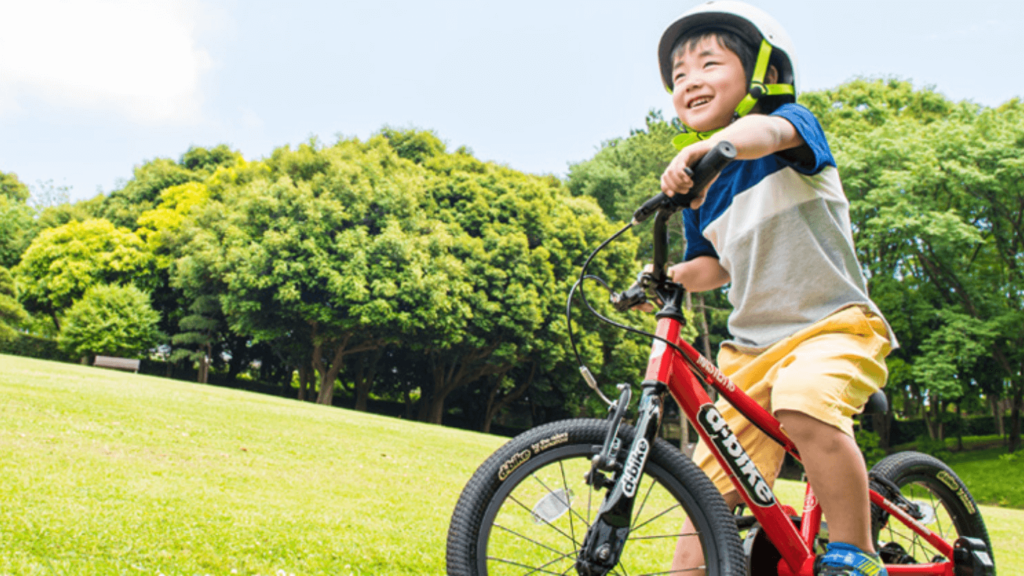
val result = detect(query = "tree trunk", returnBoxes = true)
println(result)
[955,401,964,452]
[991,394,1005,438]
[696,293,716,401]
[871,410,892,453]
[424,393,446,425]
[198,343,211,384]
[297,363,311,401]
[353,347,385,412]
[403,388,415,420]
[309,327,383,406]
[314,342,347,406]
[482,365,531,434]
[421,345,503,424]
[1010,387,1022,454]
[354,383,370,412]
[924,399,943,441]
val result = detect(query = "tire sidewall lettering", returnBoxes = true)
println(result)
[497,431,570,482]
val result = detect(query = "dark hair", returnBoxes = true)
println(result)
[670,28,790,114]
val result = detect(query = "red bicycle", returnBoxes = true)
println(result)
[446,142,995,576]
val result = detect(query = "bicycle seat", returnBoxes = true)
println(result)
[862,391,888,414]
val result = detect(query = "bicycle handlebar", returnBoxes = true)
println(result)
[611,141,736,312]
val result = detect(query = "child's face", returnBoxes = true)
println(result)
[671,35,748,132]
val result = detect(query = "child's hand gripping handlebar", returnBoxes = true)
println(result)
[630,141,737,225]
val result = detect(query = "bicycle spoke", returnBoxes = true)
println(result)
[630,502,684,534]
[631,475,658,530]
[559,459,581,542]
[486,555,570,576]
[493,523,573,558]
[929,488,950,541]
[630,567,708,575]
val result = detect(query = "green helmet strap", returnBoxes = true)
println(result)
[672,39,795,151]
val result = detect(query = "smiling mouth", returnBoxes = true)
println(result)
[688,97,711,109]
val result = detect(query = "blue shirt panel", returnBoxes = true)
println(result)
[682,103,836,262]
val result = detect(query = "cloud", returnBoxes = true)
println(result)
[0,0,212,124]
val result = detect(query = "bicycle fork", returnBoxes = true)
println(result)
[576,383,664,576]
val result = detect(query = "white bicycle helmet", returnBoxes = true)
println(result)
[658,1,800,148]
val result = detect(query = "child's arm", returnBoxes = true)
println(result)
[661,115,804,208]
[668,256,730,292]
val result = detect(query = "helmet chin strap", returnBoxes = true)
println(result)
[672,39,795,151]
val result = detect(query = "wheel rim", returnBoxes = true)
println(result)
[476,443,710,576]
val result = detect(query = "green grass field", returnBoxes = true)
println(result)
[2,354,1020,575]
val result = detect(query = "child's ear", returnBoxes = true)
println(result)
[766,65,779,85]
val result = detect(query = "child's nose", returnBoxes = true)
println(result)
[683,76,704,91]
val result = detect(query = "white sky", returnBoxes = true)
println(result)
[1,0,1022,203]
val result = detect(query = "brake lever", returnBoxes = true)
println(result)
[610,270,673,312]
[610,283,647,312]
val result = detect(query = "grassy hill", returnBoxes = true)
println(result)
[1,354,1020,574]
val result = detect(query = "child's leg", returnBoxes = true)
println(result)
[671,490,742,576]
[776,410,874,552]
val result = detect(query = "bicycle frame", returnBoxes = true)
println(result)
[641,209,956,575]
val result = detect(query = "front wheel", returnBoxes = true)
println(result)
[870,451,995,574]
[446,418,745,575]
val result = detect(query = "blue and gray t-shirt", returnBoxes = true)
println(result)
[683,103,894,353]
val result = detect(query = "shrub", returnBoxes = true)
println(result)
[0,266,29,343]
[58,284,163,360]
[855,428,887,468]
[914,434,953,461]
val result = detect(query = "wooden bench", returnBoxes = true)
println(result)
[93,355,141,373]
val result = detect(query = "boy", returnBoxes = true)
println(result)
[653,2,895,575]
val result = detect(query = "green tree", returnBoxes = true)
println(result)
[15,219,155,330]
[57,284,162,360]
[175,137,470,408]
[0,171,30,203]
[169,295,221,384]
[0,266,29,343]
[100,158,198,228]
[0,195,37,268]
[35,194,104,231]
[414,149,643,425]
[179,144,243,174]
[0,170,38,268]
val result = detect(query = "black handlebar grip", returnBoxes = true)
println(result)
[610,283,646,312]
[633,193,668,224]
[631,140,737,223]
[668,141,737,208]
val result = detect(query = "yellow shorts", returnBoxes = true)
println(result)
[691,305,891,496]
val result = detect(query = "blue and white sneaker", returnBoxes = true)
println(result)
[816,542,888,576]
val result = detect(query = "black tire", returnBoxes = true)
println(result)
[869,451,995,573]
[446,418,745,575]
